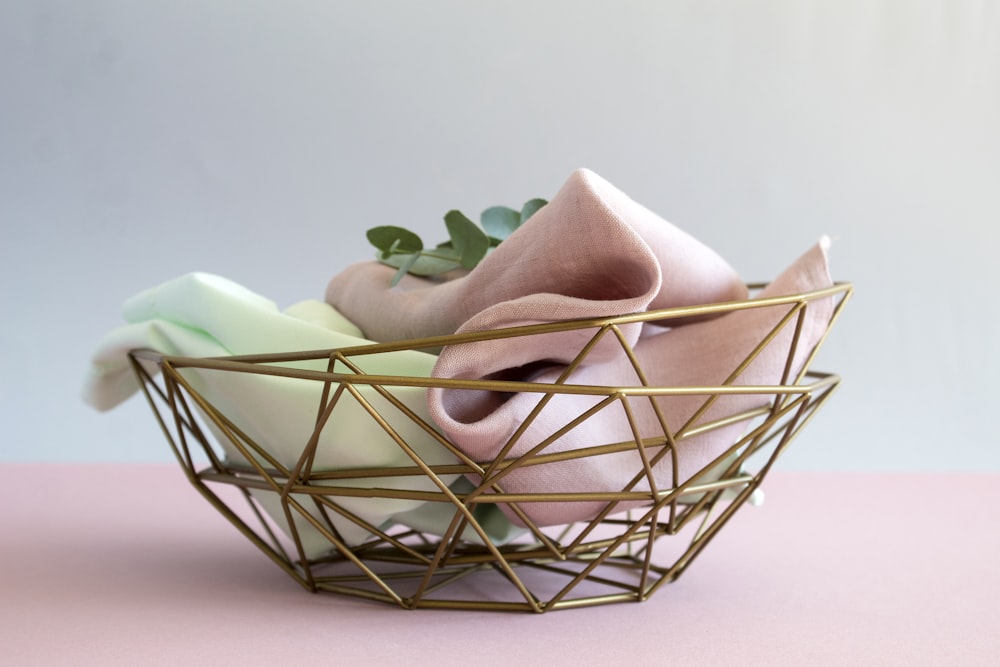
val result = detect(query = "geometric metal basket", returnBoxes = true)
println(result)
[130,282,852,612]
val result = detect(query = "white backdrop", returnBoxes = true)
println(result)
[2,0,997,469]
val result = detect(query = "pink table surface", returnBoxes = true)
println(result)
[1,464,997,666]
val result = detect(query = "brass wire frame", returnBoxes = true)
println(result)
[131,282,852,612]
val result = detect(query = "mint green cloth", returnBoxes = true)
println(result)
[83,272,522,553]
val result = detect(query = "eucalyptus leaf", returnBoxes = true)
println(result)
[444,210,490,270]
[428,244,462,261]
[390,251,421,286]
[367,226,423,253]
[379,251,462,276]
[480,206,522,243]
[365,193,546,281]
[520,198,548,223]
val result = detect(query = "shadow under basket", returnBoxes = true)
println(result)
[130,282,852,613]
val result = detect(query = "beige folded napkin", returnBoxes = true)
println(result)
[325,168,749,346]
[427,238,834,527]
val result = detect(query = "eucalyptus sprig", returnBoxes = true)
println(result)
[367,198,548,286]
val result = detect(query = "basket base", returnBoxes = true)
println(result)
[130,345,843,612]
[187,468,766,613]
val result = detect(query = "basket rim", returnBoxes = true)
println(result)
[130,281,853,374]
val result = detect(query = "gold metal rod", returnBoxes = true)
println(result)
[128,280,852,612]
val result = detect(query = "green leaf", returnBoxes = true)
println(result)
[366,226,423,254]
[378,250,462,277]
[480,205,522,243]
[520,198,547,223]
[389,252,420,286]
[427,244,462,261]
[364,194,547,283]
[444,210,491,270]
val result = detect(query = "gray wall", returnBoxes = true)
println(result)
[3,0,998,468]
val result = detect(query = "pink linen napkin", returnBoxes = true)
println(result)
[426,238,835,527]
[325,168,749,346]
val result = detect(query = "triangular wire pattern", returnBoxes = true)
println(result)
[130,282,852,612]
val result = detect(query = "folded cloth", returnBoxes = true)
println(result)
[427,238,835,527]
[325,168,749,347]
[85,274,364,412]
[83,272,521,552]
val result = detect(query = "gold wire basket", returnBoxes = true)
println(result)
[131,282,852,613]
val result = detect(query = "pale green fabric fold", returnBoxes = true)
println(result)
[83,272,522,553]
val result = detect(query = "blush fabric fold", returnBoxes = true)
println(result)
[325,168,750,348]
[426,238,835,527]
